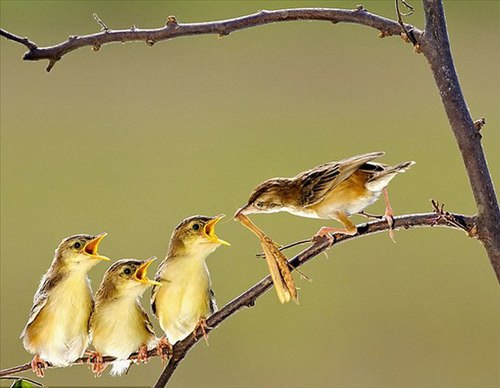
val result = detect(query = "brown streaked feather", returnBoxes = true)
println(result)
[209,288,217,314]
[247,178,294,205]
[138,302,156,337]
[298,152,385,207]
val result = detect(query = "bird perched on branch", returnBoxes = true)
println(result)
[20,233,109,377]
[89,257,160,376]
[151,215,230,354]
[235,152,415,241]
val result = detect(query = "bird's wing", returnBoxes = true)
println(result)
[138,303,156,337]
[298,162,342,207]
[299,152,385,207]
[209,288,218,314]
[150,282,160,317]
[20,270,62,337]
[150,260,166,317]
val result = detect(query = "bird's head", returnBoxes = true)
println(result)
[167,215,230,259]
[55,233,109,271]
[101,257,161,297]
[234,178,290,218]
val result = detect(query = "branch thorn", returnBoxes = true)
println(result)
[46,58,58,72]
[166,15,178,26]
[93,13,109,31]
[474,117,486,131]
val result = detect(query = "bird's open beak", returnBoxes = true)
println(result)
[204,215,231,246]
[134,257,162,286]
[84,232,110,261]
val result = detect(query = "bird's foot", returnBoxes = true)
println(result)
[194,318,210,345]
[30,354,47,378]
[313,226,354,245]
[383,188,396,243]
[156,336,172,364]
[136,344,150,364]
[384,209,396,242]
[88,351,107,377]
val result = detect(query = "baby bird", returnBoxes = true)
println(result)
[89,257,160,376]
[151,215,230,353]
[235,152,415,240]
[21,233,109,377]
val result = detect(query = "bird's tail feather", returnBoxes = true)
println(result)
[366,161,415,191]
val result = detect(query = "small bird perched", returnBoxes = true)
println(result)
[89,257,160,376]
[151,215,230,353]
[235,152,415,240]
[20,233,109,377]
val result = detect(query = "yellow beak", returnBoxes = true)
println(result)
[133,257,161,286]
[84,232,110,261]
[204,215,231,246]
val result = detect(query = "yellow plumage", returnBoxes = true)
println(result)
[151,215,229,345]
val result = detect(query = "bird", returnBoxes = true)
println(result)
[20,233,109,377]
[89,257,160,376]
[151,215,230,354]
[234,152,415,241]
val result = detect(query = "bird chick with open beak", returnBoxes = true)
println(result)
[89,257,160,377]
[151,215,230,355]
[20,233,109,377]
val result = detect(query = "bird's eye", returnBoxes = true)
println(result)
[192,223,200,231]
[255,201,264,209]
[73,242,81,249]
[124,267,132,275]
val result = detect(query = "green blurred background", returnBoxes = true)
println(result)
[1,1,499,387]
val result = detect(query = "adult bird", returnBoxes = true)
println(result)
[235,152,415,241]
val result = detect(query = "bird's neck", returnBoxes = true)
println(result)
[160,247,211,281]
[278,179,302,207]
[95,282,145,306]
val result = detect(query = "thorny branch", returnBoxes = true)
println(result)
[0,7,422,72]
[0,207,477,384]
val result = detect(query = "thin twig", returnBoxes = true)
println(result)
[0,7,422,72]
[93,13,109,31]
[0,210,477,381]
[395,0,417,45]
[0,29,37,50]
[255,238,312,257]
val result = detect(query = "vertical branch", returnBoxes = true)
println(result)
[420,0,500,281]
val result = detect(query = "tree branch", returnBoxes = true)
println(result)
[419,0,500,281]
[0,208,474,381]
[0,7,422,72]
